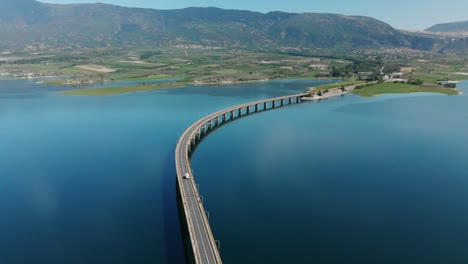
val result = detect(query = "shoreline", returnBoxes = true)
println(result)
[191,76,339,86]
[60,82,186,96]
[302,85,356,101]
[0,71,341,88]
[3,74,464,97]
[192,79,271,86]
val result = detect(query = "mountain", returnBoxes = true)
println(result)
[0,0,451,52]
[0,0,45,21]
[426,21,468,33]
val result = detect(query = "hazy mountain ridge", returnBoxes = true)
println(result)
[0,0,457,52]
[426,20,468,33]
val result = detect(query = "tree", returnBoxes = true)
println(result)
[330,66,340,77]
[407,79,423,85]
[382,65,401,75]
[444,83,457,89]
[366,71,382,82]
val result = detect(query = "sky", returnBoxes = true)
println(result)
[42,0,468,30]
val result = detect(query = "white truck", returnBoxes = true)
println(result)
[184,173,190,179]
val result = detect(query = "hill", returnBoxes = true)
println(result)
[0,0,453,52]
[426,20,468,33]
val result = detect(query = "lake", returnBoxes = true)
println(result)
[0,78,467,263]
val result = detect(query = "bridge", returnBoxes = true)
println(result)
[175,92,308,264]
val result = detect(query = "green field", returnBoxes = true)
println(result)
[1,48,346,87]
[109,73,173,81]
[353,83,459,97]
[2,47,468,97]
[61,82,186,96]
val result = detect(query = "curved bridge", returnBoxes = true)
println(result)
[175,92,308,264]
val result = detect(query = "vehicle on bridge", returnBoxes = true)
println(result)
[184,173,190,179]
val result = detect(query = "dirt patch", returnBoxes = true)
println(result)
[116,60,150,64]
[258,60,282,64]
[401,67,415,73]
[75,64,116,73]
[453,72,468,76]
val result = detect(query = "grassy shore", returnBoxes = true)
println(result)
[61,82,186,96]
[352,83,459,97]
[42,73,174,86]
[108,73,173,81]
[313,79,366,91]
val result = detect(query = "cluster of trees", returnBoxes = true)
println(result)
[340,56,382,72]
[443,82,457,89]
[328,57,401,82]
[365,72,383,82]
[382,65,401,75]
[329,66,350,78]
[140,51,162,60]
[310,89,330,97]
[407,79,424,85]
[435,81,457,88]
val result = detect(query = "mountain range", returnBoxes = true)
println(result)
[426,20,468,34]
[0,0,463,52]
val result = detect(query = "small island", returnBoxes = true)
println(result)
[352,82,459,96]
[61,82,185,96]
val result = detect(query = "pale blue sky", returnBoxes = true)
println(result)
[42,0,468,30]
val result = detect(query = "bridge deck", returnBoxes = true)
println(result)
[175,92,308,264]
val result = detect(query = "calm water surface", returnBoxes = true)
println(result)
[1,78,467,263]
[0,78,329,263]
[192,82,468,263]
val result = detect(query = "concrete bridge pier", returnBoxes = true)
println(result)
[176,92,308,264]
[200,126,206,137]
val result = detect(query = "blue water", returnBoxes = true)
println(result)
[192,83,468,263]
[1,79,467,263]
[0,79,326,263]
